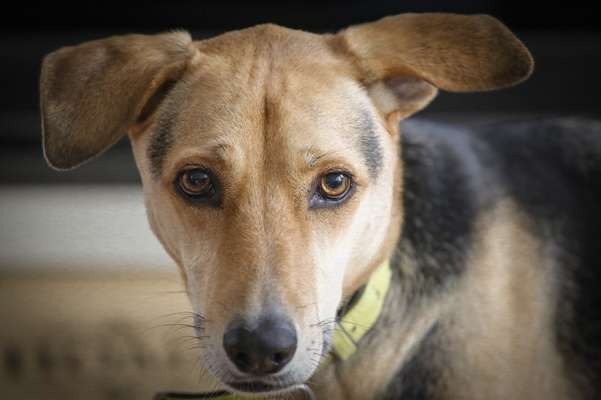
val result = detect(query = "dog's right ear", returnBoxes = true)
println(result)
[40,31,197,170]
[332,13,534,129]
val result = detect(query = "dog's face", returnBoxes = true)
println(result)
[130,27,401,390]
[40,14,532,395]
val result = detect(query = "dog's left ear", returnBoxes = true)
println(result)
[333,13,534,127]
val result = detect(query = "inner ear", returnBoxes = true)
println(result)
[137,78,179,125]
[367,76,438,128]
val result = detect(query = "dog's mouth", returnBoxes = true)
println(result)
[225,379,313,397]
[227,380,282,393]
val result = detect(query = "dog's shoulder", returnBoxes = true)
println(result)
[402,116,601,194]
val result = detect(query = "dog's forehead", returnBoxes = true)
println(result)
[195,23,342,71]
[147,24,383,178]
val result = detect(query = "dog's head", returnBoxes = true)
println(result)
[40,14,532,395]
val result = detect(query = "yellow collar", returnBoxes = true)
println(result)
[155,260,392,400]
[330,259,392,361]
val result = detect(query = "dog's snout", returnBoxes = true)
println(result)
[223,316,297,375]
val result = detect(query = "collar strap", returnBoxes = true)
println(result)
[155,260,392,400]
[330,259,391,360]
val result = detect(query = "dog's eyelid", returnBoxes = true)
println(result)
[320,167,367,189]
[162,156,221,183]
[307,155,358,175]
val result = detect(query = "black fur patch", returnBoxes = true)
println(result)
[397,121,483,300]
[358,111,383,179]
[148,112,177,178]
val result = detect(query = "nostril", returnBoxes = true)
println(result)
[234,352,250,368]
[272,352,286,364]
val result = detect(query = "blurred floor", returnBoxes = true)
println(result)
[0,274,221,399]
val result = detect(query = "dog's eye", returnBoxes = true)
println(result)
[311,172,354,208]
[176,168,217,202]
[320,173,351,199]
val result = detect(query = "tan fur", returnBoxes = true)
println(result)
[39,13,534,397]
[445,201,572,400]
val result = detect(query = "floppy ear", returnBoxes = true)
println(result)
[335,13,534,126]
[40,31,197,170]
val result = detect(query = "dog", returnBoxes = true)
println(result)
[39,13,601,399]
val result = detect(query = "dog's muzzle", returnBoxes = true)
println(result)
[155,260,392,399]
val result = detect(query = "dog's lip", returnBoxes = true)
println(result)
[226,380,293,394]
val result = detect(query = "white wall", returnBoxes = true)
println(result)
[0,185,173,272]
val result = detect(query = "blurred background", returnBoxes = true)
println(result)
[0,1,599,399]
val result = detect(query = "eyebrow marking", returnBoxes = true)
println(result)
[304,145,355,168]
[304,146,331,167]
[358,110,383,179]
[148,114,177,178]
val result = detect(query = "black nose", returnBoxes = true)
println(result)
[223,316,297,375]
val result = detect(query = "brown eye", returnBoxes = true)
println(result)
[178,168,215,198]
[319,172,351,200]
